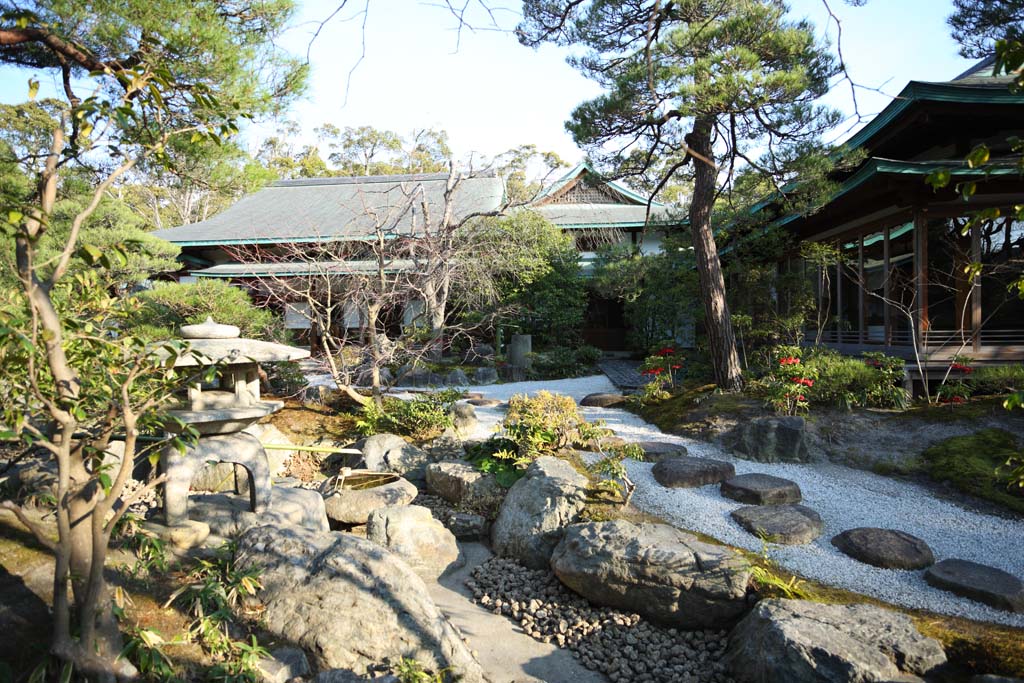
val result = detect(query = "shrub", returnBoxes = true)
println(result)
[503,391,607,459]
[465,437,526,488]
[356,389,462,441]
[528,345,602,380]
[971,363,1024,396]
[132,280,285,342]
[758,346,909,411]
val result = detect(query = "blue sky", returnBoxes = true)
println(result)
[0,0,977,163]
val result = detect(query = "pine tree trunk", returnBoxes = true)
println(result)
[688,116,743,391]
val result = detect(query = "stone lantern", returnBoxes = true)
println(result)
[156,318,309,539]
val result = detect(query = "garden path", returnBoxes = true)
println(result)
[461,375,1024,628]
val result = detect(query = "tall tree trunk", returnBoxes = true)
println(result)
[688,116,743,391]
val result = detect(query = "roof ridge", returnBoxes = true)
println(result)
[270,170,496,188]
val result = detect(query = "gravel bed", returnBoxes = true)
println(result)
[468,556,733,683]
[464,375,1024,627]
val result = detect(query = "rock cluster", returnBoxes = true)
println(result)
[468,556,735,683]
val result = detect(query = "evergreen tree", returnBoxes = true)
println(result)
[518,0,839,390]
[949,0,1024,59]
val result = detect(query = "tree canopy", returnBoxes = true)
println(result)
[948,0,1024,59]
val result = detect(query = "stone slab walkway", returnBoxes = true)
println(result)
[596,360,648,391]
[429,542,605,683]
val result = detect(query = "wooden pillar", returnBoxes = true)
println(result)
[858,237,866,344]
[835,257,843,344]
[914,209,928,355]
[883,226,891,346]
[972,220,982,351]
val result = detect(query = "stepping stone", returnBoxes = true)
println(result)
[721,473,802,505]
[635,441,690,463]
[464,392,484,400]
[580,392,627,408]
[924,559,1024,613]
[831,528,935,570]
[652,455,734,488]
[731,504,824,545]
[467,398,503,407]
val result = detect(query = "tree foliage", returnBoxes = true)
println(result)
[948,0,1024,59]
[0,0,305,676]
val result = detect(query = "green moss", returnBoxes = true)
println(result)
[920,429,1024,515]
[634,384,761,435]
[893,396,1010,422]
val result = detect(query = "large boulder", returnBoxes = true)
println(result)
[726,416,814,463]
[235,524,483,681]
[360,434,431,482]
[551,520,752,629]
[924,559,1024,613]
[444,368,470,387]
[491,456,589,569]
[319,474,418,525]
[425,460,505,516]
[472,367,498,385]
[652,456,735,488]
[366,505,462,578]
[831,528,935,570]
[731,504,824,545]
[723,599,947,683]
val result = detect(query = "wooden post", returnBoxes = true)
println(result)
[835,258,843,344]
[914,210,928,357]
[883,226,891,346]
[858,237,865,344]
[972,219,982,352]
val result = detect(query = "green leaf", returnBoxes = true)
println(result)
[98,472,112,495]
[27,77,39,101]
[925,169,951,190]
[966,144,990,169]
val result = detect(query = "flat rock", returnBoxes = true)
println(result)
[579,393,627,408]
[723,598,947,682]
[652,456,735,488]
[731,504,823,545]
[721,473,802,505]
[235,524,482,681]
[319,475,418,525]
[467,398,502,407]
[925,559,1024,613]
[551,520,751,629]
[632,441,688,462]
[491,457,589,569]
[367,505,462,578]
[831,528,935,570]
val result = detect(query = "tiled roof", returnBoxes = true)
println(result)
[153,172,505,246]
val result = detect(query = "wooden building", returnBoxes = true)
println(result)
[768,58,1024,367]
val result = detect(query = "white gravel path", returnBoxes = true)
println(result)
[457,374,1024,628]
